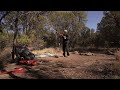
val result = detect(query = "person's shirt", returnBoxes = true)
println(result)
[62,34,69,43]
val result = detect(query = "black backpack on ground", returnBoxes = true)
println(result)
[15,45,35,60]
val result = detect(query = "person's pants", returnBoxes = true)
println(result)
[63,43,69,57]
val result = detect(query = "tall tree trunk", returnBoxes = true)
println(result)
[12,11,19,60]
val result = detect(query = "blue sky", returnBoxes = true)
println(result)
[86,11,104,30]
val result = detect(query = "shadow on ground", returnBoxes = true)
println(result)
[87,60,120,79]
[24,66,66,79]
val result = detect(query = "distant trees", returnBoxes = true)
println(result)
[97,11,120,48]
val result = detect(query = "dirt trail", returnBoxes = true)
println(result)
[0,52,116,79]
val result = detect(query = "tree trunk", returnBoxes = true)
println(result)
[12,11,19,60]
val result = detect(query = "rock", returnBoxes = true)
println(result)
[54,55,59,58]
[85,52,94,56]
[79,52,94,56]
[79,53,84,55]
[72,51,79,54]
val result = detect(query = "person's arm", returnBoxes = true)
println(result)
[56,31,64,36]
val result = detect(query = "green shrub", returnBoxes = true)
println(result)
[17,34,31,45]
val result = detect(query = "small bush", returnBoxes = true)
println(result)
[17,35,31,45]
[88,61,120,79]
[0,47,12,69]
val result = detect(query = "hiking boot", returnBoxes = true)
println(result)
[67,53,70,56]
[63,53,65,57]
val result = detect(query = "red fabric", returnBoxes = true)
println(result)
[12,68,25,73]
[0,67,26,74]
[19,60,37,66]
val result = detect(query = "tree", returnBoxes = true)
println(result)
[0,11,11,32]
[48,11,87,48]
[97,11,120,47]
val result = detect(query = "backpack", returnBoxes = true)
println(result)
[15,45,35,60]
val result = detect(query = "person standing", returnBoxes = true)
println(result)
[58,30,70,57]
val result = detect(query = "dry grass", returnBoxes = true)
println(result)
[114,50,120,61]
[0,47,12,66]
[0,47,12,56]
[102,61,120,79]
[32,47,62,55]
[88,60,120,79]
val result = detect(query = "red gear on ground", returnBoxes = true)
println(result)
[19,60,37,66]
